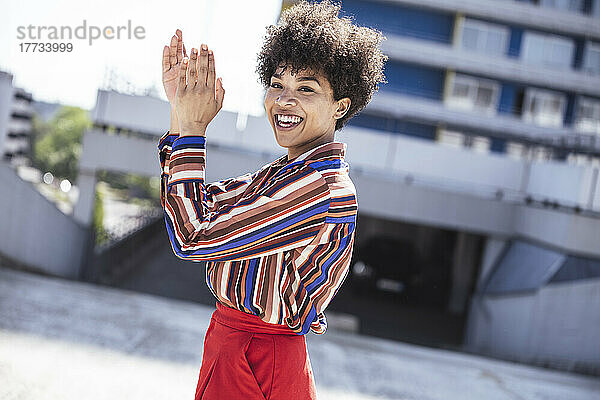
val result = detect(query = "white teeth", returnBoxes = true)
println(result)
[276,114,302,124]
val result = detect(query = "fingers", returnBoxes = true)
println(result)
[198,44,208,86]
[207,49,215,93]
[188,48,198,86]
[216,77,225,110]
[175,29,183,64]
[162,45,170,73]
[175,40,222,111]
[179,57,188,88]
[169,34,178,67]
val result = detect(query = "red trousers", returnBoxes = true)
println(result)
[194,301,318,400]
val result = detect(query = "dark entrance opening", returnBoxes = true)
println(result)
[326,213,484,350]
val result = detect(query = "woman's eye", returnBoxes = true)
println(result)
[268,83,313,92]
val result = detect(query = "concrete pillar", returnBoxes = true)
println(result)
[474,236,508,292]
[463,236,508,350]
[447,231,481,315]
[73,167,97,227]
[0,73,14,156]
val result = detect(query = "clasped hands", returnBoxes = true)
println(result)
[162,29,225,136]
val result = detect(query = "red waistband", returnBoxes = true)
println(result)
[211,301,298,335]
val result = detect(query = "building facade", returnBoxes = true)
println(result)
[340,0,600,163]
[0,70,35,167]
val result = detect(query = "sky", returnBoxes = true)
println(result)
[1,0,282,116]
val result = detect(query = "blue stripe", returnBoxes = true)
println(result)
[299,305,317,335]
[305,231,352,293]
[331,195,355,202]
[244,258,259,314]
[172,135,206,151]
[325,215,356,223]
[309,159,342,171]
[191,186,204,217]
[210,230,319,261]
[157,133,179,149]
[277,160,305,175]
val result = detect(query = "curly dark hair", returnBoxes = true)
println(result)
[256,0,388,131]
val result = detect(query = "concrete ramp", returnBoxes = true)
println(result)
[0,161,91,278]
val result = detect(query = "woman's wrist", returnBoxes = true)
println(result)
[179,120,207,136]
[170,105,180,134]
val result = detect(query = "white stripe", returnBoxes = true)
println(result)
[171,147,205,156]
[219,261,231,299]
[212,183,251,202]
[253,258,264,315]
[180,196,202,231]
[170,170,205,181]
[269,253,283,323]
[269,171,324,199]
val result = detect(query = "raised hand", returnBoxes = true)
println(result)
[175,44,225,135]
[162,29,187,106]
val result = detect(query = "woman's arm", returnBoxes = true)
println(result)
[158,129,268,211]
[161,134,331,262]
[169,105,179,134]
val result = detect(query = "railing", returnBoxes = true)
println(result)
[95,206,164,253]
[90,212,166,285]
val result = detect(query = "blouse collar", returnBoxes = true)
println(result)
[273,141,347,166]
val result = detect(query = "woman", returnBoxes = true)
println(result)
[159,1,387,398]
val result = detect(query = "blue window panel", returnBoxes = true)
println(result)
[553,148,569,161]
[394,121,437,141]
[490,138,507,154]
[340,0,454,43]
[549,255,600,283]
[347,113,437,141]
[348,112,393,132]
[382,61,445,100]
[483,240,566,295]
[498,83,518,114]
[573,38,585,69]
[564,94,576,125]
[508,27,523,58]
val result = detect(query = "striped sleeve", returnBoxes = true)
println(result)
[160,134,332,262]
[158,130,264,212]
[158,130,178,175]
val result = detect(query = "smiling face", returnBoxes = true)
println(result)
[264,64,351,160]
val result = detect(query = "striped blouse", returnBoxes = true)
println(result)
[158,130,358,335]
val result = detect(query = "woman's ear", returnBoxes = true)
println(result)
[334,97,351,120]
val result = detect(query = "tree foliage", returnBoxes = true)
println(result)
[96,170,160,204]
[31,105,91,183]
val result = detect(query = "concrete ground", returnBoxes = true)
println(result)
[1,265,598,400]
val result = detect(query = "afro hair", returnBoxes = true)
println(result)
[256,0,388,131]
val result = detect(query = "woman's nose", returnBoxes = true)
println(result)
[275,89,296,106]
